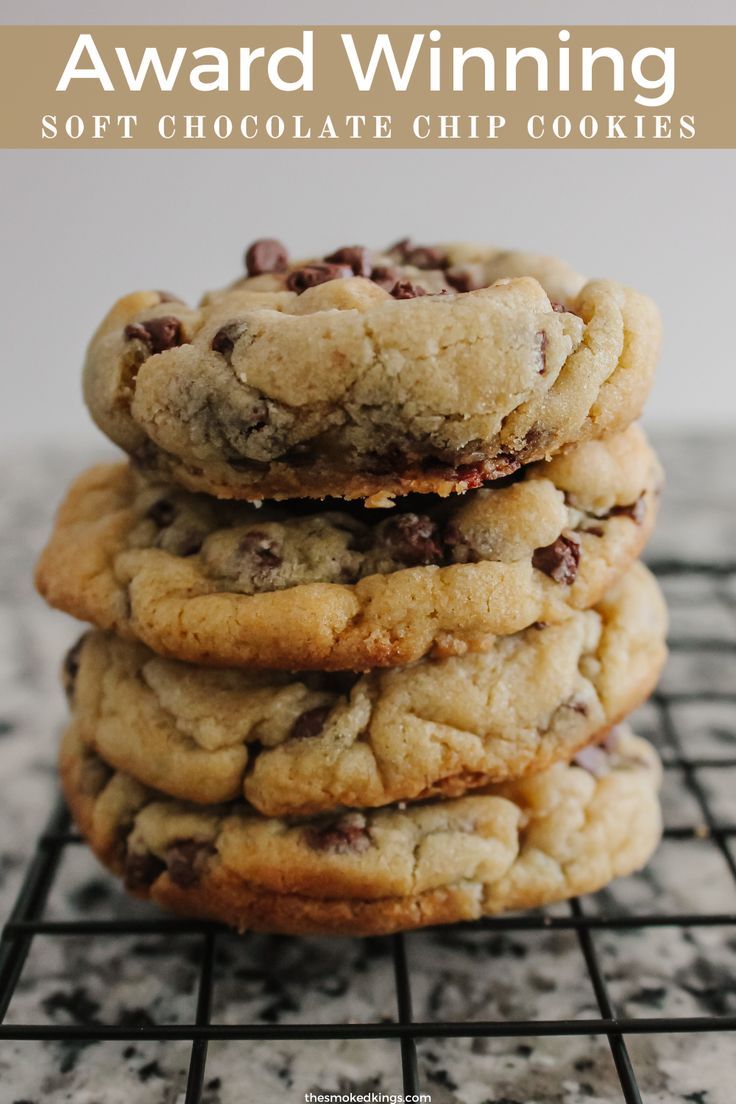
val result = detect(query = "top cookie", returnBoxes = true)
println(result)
[82,240,661,504]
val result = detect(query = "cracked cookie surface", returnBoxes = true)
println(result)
[63,563,666,815]
[36,427,661,670]
[82,240,660,503]
[60,723,662,936]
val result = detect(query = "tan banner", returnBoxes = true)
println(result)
[1,25,734,148]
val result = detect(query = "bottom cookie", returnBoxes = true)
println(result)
[61,724,662,936]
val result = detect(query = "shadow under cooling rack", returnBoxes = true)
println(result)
[1,558,735,1104]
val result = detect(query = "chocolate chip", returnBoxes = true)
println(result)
[608,496,647,524]
[211,321,247,360]
[303,813,371,855]
[521,426,546,454]
[286,264,353,293]
[62,635,88,701]
[386,238,449,270]
[225,527,284,588]
[124,850,166,891]
[584,525,605,538]
[145,498,176,528]
[324,246,372,278]
[124,323,154,344]
[376,513,443,566]
[455,461,488,488]
[391,280,427,300]
[386,237,413,262]
[238,530,282,569]
[532,534,581,584]
[446,268,476,293]
[421,457,492,488]
[165,839,215,888]
[123,316,185,355]
[245,238,289,277]
[290,706,331,741]
[406,245,448,270]
[370,264,401,290]
[537,330,548,374]
[491,453,523,479]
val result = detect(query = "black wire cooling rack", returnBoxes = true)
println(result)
[0,558,734,1103]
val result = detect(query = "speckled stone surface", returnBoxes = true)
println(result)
[0,432,735,1104]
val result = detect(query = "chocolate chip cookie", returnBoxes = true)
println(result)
[60,722,662,936]
[82,240,660,503]
[36,427,661,670]
[63,563,666,815]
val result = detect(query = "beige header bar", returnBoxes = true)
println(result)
[1,25,734,148]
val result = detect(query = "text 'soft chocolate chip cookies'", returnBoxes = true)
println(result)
[60,723,662,937]
[35,427,661,670]
[81,241,661,503]
[63,564,666,815]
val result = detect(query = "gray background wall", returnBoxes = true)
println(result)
[2,0,734,447]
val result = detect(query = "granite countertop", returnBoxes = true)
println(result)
[0,433,735,1104]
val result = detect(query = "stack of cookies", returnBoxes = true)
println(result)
[36,240,667,936]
